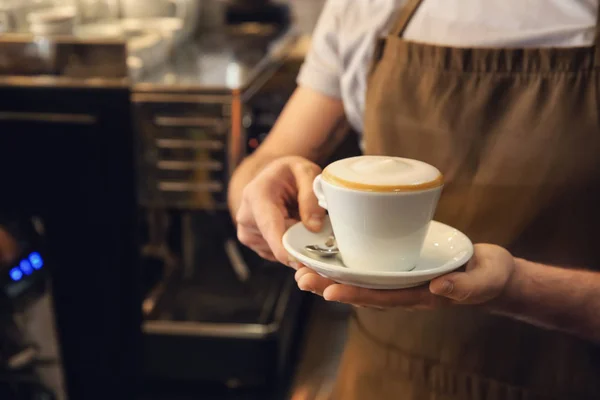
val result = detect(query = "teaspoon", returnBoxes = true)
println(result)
[304,236,340,258]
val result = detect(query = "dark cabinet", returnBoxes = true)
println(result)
[0,85,142,400]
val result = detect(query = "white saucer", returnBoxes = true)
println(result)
[283,217,474,290]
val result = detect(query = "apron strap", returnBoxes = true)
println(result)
[390,0,425,37]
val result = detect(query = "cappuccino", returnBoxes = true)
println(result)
[314,156,443,272]
[322,156,443,192]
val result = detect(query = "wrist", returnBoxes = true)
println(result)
[227,154,271,221]
[486,256,527,314]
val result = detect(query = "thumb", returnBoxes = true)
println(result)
[429,257,508,304]
[429,271,475,303]
[291,162,326,232]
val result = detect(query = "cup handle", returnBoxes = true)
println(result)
[313,174,328,210]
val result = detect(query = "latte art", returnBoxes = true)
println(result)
[323,156,443,192]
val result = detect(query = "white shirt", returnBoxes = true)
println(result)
[296,0,598,132]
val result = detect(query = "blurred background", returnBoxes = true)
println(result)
[0,0,365,399]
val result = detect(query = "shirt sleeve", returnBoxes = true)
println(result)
[296,0,343,99]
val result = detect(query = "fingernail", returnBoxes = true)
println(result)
[288,257,299,270]
[307,215,323,230]
[434,280,454,295]
[298,284,313,293]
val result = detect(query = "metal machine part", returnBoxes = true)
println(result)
[132,28,305,388]
[133,30,298,210]
[0,27,306,395]
[0,216,48,313]
[142,240,306,387]
[134,92,233,210]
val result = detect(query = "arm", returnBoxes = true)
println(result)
[229,0,348,219]
[228,86,348,219]
[230,0,352,264]
[491,259,600,342]
[295,244,600,342]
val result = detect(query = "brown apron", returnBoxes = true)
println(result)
[331,1,600,399]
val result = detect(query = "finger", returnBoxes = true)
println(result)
[253,243,275,254]
[239,219,297,235]
[294,267,313,282]
[237,228,266,248]
[238,218,297,247]
[257,250,277,262]
[291,162,325,232]
[297,272,337,296]
[284,218,300,230]
[323,284,437,308]
[429,251,512,304]
[252,196,290,264]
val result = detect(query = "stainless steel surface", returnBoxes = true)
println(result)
[76,0,120,23]
[27,5,77,36]
[141,209,178,317]
[0,28,298,212]
[225,238,251,282]
[120,0,201,43]
[133,29,298,91]
[133,92,231,103]
[179,0,202,40]
[0,75,128,88]
[0,0,54,34]
[143,274,296,339]
[133,29,298,210]
[0,36,129,79]
[156,138,224,150]
[154,115,227,129]
[0,111,96,124]
[157,181,224,191]
[134,92,230,209]
[156,160,223,170]
[143,319,279,339]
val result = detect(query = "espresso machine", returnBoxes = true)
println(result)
[0,5,308,396]
[134,19,308,396]
[0,38,141,400]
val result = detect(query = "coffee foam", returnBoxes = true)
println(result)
[323,156,443,191]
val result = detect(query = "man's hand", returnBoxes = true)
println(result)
[236,156,326,266]
[294,244,516,309]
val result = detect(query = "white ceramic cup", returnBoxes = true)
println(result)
[313,161,443,272]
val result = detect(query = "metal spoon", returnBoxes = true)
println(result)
[305,236,340,258]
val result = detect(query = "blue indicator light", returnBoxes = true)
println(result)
[9,268,23,282]
[20,260,33,276]
[29,252,43,270]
